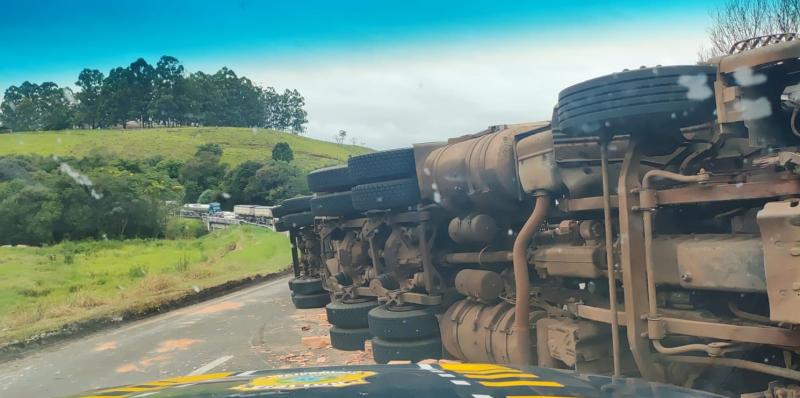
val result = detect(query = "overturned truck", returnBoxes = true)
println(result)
[275,35,800,394]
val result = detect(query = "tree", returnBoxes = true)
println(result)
[223,160,265,204]
[150,56,185,126]
[179,144,227,202]
[272,142,294,162]
[196,143,223,157]
[0,81,73,131]
[100,67,134,128]
[127,58,155,127]
[335,130,347,144]
[261,88,308,133]
[74,69,105,128]
[38,82,73,130]
[701,0,800,59]
[244,160,308,204]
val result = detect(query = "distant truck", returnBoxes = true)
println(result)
[180,202,222,218]
[233,205,276,225]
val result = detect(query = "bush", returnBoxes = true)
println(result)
[165,218,208,240]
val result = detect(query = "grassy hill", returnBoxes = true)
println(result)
[0,127,371,171]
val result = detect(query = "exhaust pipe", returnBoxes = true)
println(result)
[511,194,550,365]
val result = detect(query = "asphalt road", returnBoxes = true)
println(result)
[0,275,369,398]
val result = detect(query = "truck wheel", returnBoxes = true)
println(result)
[371,336,442,364]
[307,165,353,193]
[368,304,439,341]
[329,326,372,351]
[326,299,380,329]
[556,65,717,141]
[274,219,288,232]
[289,277,324,295]
[348,148,416,185]
[273,195,312,217]
[351,178,421,211]
[280,211,315,230]
[291,291,330,309]
[311,191,359,217]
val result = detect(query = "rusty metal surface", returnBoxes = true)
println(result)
[757,200,800,324]
[419,124,530,215]
[616,140,664,381]
[718,35,800,71]
[515,129,563,195]
[441,250,513,265]
[441,299,545,364]
[657,317,800,346]
[728,33,799,54]
[573,304,800,347]
[558,177,800,212]
[447,213,498,244]
[671,235,765,292]
[642,235,767,291]
[541,318,611,369]
[532,244,605,279]
[454,269,503,303]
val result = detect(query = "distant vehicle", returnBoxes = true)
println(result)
[234,204,276,227]
[180,202,222,218]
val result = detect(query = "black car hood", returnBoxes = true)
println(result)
[70,363,724,397]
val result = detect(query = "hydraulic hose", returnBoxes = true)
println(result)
[512,194,550,365]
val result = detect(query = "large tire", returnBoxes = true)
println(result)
[326,299,380,329]
[273,196,312,217]
[351,178,420,211]
[368,304,439,341]
[348,148,416,185]
[372,337,442,364]
[329,326,372,351]
[556,65,717,140]
[291,291,330,309]
[274,219,288,232]
[289,277,324,295]
[281,211,315,230]
[307,165,353,193]
[311,192,359,217]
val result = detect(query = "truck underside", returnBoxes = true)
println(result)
[277,35,800,396]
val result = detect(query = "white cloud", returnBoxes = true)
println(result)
[239,30,706,149]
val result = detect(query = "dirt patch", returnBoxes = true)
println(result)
[155,338,202,353]
[258,308,374,368]
[190,301,243,315]
[93,341,117,352]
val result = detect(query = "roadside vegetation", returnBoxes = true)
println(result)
[0,225,290,344]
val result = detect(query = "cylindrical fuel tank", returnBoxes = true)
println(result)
[440,299,545,364]
[420,124,531,215]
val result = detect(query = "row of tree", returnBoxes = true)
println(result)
[0,142,308,245]
[0,56,308,133]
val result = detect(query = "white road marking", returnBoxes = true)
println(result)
[472,395,493,398]
[236,370,258,377]
[438,373,455,378]
[188,355,234,375]
[418,363,434,370]
[451,380,471,386]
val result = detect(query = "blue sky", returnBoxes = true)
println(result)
[1,0,718,147]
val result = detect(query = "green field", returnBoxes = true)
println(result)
[0,127,371,171]
[0,225,291,344]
